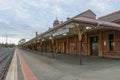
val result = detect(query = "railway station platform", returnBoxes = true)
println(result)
[5,48,120,80]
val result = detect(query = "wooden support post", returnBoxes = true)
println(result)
[52,39,54,58]
[41,42,43,55]
[78,34,83,65]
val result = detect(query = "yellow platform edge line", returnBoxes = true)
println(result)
[5,49,18,80]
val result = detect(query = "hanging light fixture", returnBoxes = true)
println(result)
[49,36,52,39]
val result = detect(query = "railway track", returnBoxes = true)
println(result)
[0,47,15,80]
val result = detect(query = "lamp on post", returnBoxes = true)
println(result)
[41,38,44,55]
[35,39,38,51]
[49,35,54,58]
[37,39,40,51]
[34,41,37,51]
[40,41,43,55]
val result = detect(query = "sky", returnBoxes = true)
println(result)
[0,0,120,44]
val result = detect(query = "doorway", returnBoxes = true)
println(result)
[90,36,99,56]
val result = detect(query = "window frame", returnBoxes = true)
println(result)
[108,34,115,52]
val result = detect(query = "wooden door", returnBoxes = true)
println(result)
[90,36,99,56]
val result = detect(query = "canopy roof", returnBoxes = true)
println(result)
[24,10,120,45]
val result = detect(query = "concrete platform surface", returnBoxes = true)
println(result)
[6,48,120,80]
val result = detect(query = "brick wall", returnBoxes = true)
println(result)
[102,30,120,57]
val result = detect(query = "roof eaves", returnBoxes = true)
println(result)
[74,17,120,30]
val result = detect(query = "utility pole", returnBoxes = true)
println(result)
[5,35,8,47]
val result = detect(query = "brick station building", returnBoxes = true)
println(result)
[23,9,120,58]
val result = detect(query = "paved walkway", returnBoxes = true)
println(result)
[6,48,120,80]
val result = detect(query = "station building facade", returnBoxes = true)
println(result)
[23,9,120,58]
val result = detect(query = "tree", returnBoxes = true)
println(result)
[18,39,26,46]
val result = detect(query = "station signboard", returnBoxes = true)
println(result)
[53,28,69,37]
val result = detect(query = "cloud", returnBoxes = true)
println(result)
[0,0,119,44]
[87,0,117,16]
[51,5,65,16]
[0,0,11,10]
[88,0,112,10]
[0,36,19,44]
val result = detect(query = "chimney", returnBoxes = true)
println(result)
[53,18,60,28]
[61,21,63,24]
[36,32,38,37]
[67,17,71,20]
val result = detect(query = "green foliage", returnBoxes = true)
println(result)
[18,39,26,45]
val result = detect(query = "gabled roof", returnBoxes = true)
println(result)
[98,10,120,22]
[73,9,96,19]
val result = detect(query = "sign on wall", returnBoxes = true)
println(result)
[53,28,69,37]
